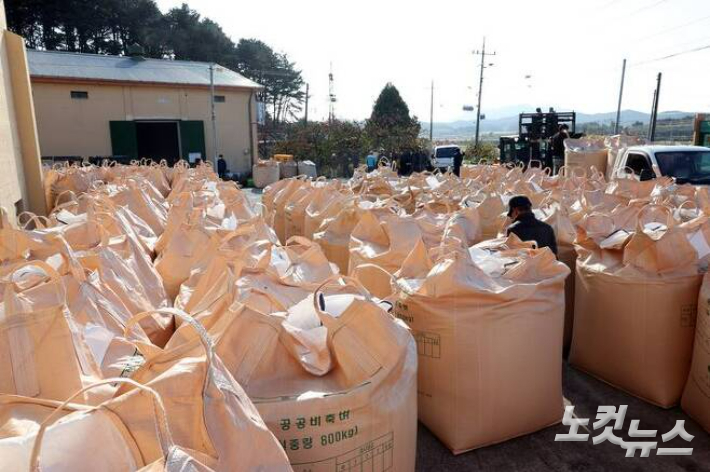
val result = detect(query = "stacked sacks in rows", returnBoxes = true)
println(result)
[0,162,294,470]
[154,180,260,300]
[43,159,174,213]
[158,174,420,469]
[263,177,349,244]
[165,275,418,471]
[348,194,482,277]
[0,309,292,471]
[570,204,704,408]
[392,236,569,452]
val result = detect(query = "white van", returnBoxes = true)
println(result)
[432,145,461,169]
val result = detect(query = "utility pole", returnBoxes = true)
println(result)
[473,37,496,149]
[304,83,309,125]
[429,80,434,142]
[649,72,662,141]
[649,88,658,140]
[209,63,219,168]
[328,63,336,124]
[614,58,626,135]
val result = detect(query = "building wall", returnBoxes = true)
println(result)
[32,80,258,173]
[0,0,46,218]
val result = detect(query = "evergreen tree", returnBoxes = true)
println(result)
[366,83,422,155]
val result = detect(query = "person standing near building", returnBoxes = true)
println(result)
[550,124,570,174]
[506,196,558,256]
[217,154,227,179]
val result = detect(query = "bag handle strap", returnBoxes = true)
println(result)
[311,274,372,327]
[637,204,674,230]
[29,378,174,472]
[17,212,50,230]
[123,308,215,396]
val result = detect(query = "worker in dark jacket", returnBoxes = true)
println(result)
[506,195,558,256]
[550,124,570,174]
[217,154,227,179]
[453,149,464,177]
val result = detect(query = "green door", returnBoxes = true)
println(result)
[109,121,138,159]
[179,121,206,162]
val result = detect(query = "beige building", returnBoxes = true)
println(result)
[0,0,45,218]
[28,49,262,174]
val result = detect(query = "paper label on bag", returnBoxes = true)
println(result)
[84,324,115,366]
[688,230,710,259]
[425,176,442,190]
[600,230,631,250]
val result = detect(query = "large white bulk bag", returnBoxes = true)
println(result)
[681,271,710,433]
[253,160,280,189]
[394,237,569,453]
[564,138,608,176]
[571,209,701,407]
[169,277,418,471]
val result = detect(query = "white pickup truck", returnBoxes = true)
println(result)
[609,145,710,184]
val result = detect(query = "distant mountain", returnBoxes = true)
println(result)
[421,109,696,140]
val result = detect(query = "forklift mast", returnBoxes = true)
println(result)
[498,110,577,168]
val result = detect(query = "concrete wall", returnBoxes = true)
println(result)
[0,0,46,218]
[32,79,258,173]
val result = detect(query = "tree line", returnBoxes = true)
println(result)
[5,0,304,122]
[272,83,425,176]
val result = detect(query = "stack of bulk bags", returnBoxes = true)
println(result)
[270,178,309,243]
[394,237,569,453]
[253,159,281,189]
[681,271,710,433]
[280,160,299,179]
[0,378,219,471]
[232,236,340,313]
[0,260,109,404]
[564,137,608,176]
[154,209,221,301]
[314,199,397,274]
[119,309,293,470]
[173,217,280,314]
[297,160,317,179]
[283,184,315,241]
[284,180,344,241]
[411,199,482,250]
[303,187,351,240]
[348,210,423,275]
[168,277,418,471]
[462,191,507,240]
[570,206,702,407]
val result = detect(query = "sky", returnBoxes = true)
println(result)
[156,0,710,123]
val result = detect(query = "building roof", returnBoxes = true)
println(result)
[27,50,262,90]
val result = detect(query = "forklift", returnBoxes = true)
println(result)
[499,109,578,171]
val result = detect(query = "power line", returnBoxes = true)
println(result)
[599,0,622,10]
[629,0,670,15]
[632,13,710,43]
[632,42,710,66]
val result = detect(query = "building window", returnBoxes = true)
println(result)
[214,95,226,103]
[70,91,89,99]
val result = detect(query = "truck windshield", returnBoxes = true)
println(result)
[655,151,710,184]
[436,148,459,158]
